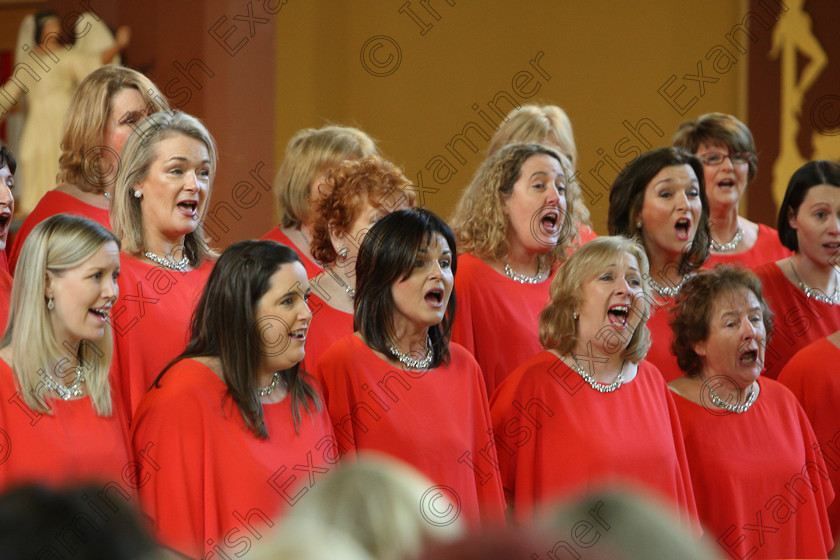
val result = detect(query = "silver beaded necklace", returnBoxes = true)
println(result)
[789,260,840,305]
[389,336,434,370]
[569,358,624,393]
[144,250,190,272]
[647,274,689,298]
[707,382,758,413]
[44,366,86,400]
[258,371,282,397]
[710,227,743,253]
[504,262,544,284]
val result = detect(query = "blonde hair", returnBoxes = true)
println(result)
[539,236,652,362]
[58,66,167,192]
[275,125,378,229]
[110,111,217,265]
[451,142,576,266]
[0,215,119,415]
[283,454,463,560]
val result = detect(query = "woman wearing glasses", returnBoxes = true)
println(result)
[672,113,791,269]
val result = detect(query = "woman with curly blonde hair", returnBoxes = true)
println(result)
[450,142,576,394]
[305,156,414,367]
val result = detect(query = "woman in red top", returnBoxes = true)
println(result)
[450,143,576,395]
[673,113,792,269]
[306,156,414,369]
[132,240,337,559]
[9,66,166,275]
[0,143,16,331]
[109,111,216,419]
[668,266,834,558]
[754,160,840,380]
[314,208,506,528]
[490,236,699,532]
[262,125,378,278]
[0,214,129,491]
[608,147,711,382]
[486,104,596,248]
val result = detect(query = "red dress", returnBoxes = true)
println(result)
[451,253,551,396]
[672,378,834,558]
[261,226,323,279]
[705,224,793,270]
[0,359,131,492]
[111,255,213,421]
[644,297,683,382]
[490,353,700,532]
[778,337,840,543]
[754,262,840,380]
[0,265,11,335]
[132,359,338,559]
[303,292,353,372]
[9,191,111,276]
[313,335,506,528]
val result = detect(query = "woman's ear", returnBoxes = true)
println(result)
[787,206,798,231]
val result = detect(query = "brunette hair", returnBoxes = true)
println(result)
[777,160,840,252]
[672,112,758,180]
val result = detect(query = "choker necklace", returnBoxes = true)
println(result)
[789,260,840,305]
[44,366,86,400]
[708,382,758,413]
[389,336,433,370]
[504,261,544,284]
[710,226,743,253]
[647,274,689,298]
[258,372,282,397]
[144,250,190,272]
[569,357,624,393]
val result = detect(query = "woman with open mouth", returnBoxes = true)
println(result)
[754,160,840,380]
[608,147,711,382]
[9,66,167,276]
[131,240,334,559]
[672,113,792,269]
[305,156,414,369]
[262,125,378,279]
[314,208,505,529]
[667,266,834,558]
[450,142,576,396]
[0,141,16,332]
[0,214,128,491]
[490,236,699,532]
[109,111,216,420]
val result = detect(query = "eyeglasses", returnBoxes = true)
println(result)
[697,152,754,166]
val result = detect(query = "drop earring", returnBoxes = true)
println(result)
[47,297,54,311]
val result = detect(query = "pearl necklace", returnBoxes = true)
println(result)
[569,358,624,393]
[504,262,544,284]
[647,274,689,298]
[708,382,758,413]
[389,336,433,370]
[710,226,743,253]
[258,372,282,397]
[144,250,190,272]
[789,260,840,305]
[44,366,86,400]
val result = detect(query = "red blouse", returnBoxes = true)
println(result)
[302,291,353,372]
[9,191,110,276]
[451,253,551,396]
[672,378,834,558]
[261,226,324,279]
[111,255,213,421]
[644,297,683,382]
[313,334,506,528]
[490,352,700,534]
[0,359,131,492]
[132,358,338,558]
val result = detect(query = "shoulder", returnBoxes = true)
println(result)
[493,351,557,396]
[315,334,365,368]
[260,226,287,243]
[140,359,223,409]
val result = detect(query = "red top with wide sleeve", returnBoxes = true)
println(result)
[672,378,834,559]
[779,337,840,542]
[754,262,840,380]
[313,334,506,528]
[490,352,700,533]
[9,191,110,276]
[303,292,353,372]
[0,359,131,492]
[131,358,338,558]
[644,297,684,382]
[261,226,323,279]
[451,253,551,396]
[704,224,793,270]
[111,255,213,421]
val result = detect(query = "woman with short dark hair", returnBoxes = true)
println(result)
[314,208,505,528]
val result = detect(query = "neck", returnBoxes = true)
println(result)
[143,231,187,262]
[709,207,739,243]
[569,344,624,383]
[701,370,756,406]
[791,253,837,293]
[505,243,542,277]
[646,249,685,291]
[391,322,430,357]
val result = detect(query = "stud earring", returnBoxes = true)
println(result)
[573,312,579,320]
[635,220,642,229]
[47,297,54,311]
[337,246,348,259]
[134,190,143,199]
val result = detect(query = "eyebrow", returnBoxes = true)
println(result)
[165,156,212,165]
